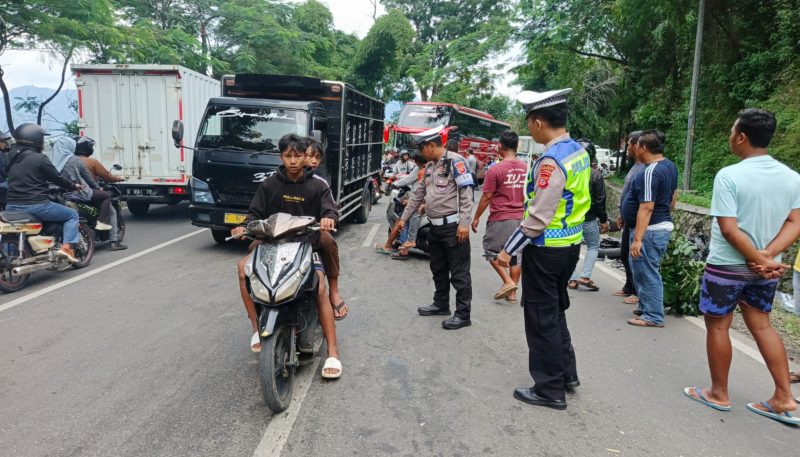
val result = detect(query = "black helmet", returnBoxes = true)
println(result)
[13,123,45,150]
[75,136,96,157]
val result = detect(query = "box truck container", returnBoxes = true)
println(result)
[71,64,220,216]
[172,74,384,243]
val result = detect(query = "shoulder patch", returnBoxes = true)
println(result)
[455,160,467,175]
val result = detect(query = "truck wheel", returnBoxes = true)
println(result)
[352,187,372,224]
[127,201,150,217]
[211,229,229,244]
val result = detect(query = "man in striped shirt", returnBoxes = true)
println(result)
[620,130,679,327]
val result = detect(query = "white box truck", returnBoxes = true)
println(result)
[71,64,220,216]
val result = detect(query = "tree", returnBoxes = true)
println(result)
[349,9,415,100]
[0,0,121,132]
[383,0,512,101]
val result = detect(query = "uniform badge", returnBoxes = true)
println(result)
[537,163,555,189]
[455,160,467,175]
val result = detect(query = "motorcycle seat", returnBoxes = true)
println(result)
[0,211,41,224]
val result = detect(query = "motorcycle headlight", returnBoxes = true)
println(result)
[249,273,271,302]
[273,270,306,303]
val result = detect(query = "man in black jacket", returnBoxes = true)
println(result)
[5,124,83,263]
[232,134,343,379]
[568,157,609,291]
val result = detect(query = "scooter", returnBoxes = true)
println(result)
[68,183,126,248]
[387,185,431,254]
[0,190,95,293]
[234,213,324,413]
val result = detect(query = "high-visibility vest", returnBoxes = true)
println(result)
[524,139,591,247]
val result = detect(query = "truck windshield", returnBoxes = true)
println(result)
[397,105,451,129]
[197,106,308,152]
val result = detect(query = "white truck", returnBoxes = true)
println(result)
[71,64,220,216]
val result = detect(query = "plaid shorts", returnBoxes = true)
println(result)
[699,264,778,317]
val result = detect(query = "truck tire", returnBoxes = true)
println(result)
[351,186,372,224]
[127,201,150,217]
[211,229,229,244]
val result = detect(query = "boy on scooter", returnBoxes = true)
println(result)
[232,134,342,379]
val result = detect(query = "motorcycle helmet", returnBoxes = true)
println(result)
[75,136,96,157]
[0,131,11,152]
[13,123,45,150]
[0,131,11,142]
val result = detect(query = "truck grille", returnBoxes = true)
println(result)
[216,191,255,207]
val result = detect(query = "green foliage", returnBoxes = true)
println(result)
[661,232,705,316]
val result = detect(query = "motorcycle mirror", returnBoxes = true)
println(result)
[172,120,184,148]
[112,164,123,171]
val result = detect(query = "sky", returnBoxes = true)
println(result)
[0,0,521,97]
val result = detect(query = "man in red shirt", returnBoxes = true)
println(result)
[471,131,528,303]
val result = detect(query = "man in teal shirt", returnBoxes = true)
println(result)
[684,109,800,425]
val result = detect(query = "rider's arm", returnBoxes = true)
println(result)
[393,172,418,188]
[78,161,100,189]
[40,156,77,191]
[319,183,339,226]
[91,158,122,183]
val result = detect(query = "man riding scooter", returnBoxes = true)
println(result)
[5,124,83,262]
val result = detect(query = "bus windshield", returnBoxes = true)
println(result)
[197,106,308,152]
[397,105,451,129]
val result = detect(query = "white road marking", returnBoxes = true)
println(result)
[0,229,205,314]
[361,223,380,248]
[252,357,322,457]
[593,256,799,371]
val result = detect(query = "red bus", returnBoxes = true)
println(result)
[384,102,511,169]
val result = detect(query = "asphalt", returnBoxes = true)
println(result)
[0,200,798,457]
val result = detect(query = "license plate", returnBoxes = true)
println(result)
[129,188,152,196]
[224,213,247,225]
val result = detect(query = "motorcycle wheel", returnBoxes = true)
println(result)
[71,223,95,269]
[416,225,431,253]
[259,324,294,413]
[0,238,31,293]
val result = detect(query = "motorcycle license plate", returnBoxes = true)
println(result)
[224,213,246,225]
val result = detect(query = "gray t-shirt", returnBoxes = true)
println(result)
[620,162,645,205]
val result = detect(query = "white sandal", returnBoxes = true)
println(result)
[250,332,261,353]
[321,357,342,379]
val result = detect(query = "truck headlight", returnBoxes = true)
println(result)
[191,177,214,204]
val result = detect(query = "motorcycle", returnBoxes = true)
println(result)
[387,185,431,254]
[234,213,325,413]
[0,189,95,293]
[68,183,126,248]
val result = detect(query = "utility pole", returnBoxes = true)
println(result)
[683,0,706,191]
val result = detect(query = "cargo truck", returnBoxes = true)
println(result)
[71,64,220,216]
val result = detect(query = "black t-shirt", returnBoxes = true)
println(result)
[621,158,679,228]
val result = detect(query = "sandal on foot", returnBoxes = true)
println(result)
[568,280,578,290]
[494,284,518,300]
[746,401,800,425]
[627,317,664,328]
[790,371,800,383]
[505,296,519,304]
[333,301,348,321]
[683,387,731,411]
[250,332,262,353]
[374,243,395,255]
[623,295,640,305]
[321,357,342,379]
[577,278,599,291]
[612,290,632,297]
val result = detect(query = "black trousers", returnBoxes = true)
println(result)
[90,189,112,225]
[620,225,636,295]
[521,243,580,401]
[429,222,472,319]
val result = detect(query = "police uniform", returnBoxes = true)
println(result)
[401,126,475,329]
[503,89,591,406]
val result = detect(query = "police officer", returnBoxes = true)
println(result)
[394,126,475,330]
[497,89,591,410]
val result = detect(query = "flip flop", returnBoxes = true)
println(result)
[612,290,632,297]
[746,401,800,425]
[505,296,519,304]
[627,317,664,328]
[568,280,578,290]
[374,243,395,255]
[333,301,348,321]
[250,332,261,353]
[577,279,599,291]
[790,371,800,383]
[623,295,640,305]
[321,357,342,379]
[683,387,731,411]
[390,253,410,260]
[494,284,518,300]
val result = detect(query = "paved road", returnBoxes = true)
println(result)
[0,201,798,457]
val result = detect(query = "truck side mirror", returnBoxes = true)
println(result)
[311,129,323,143]
[112,164,123,171]
[172,120,184,148]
